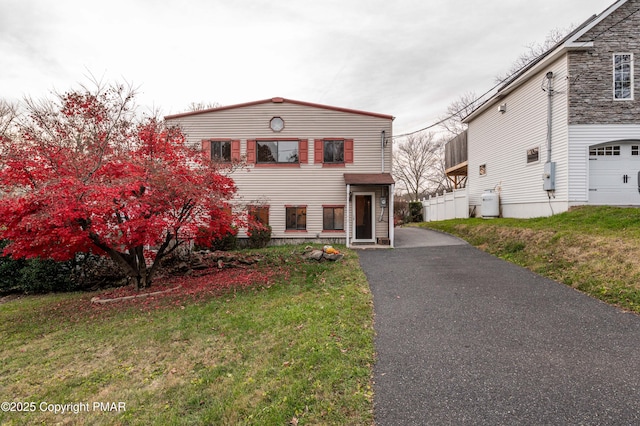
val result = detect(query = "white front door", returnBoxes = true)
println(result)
[589,143,640,205]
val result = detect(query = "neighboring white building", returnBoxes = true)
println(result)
[461,0,640,218]
[165,97,395,247]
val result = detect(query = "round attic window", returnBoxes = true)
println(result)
[270,117,284,132]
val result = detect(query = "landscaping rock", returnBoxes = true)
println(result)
[306,250,325,261]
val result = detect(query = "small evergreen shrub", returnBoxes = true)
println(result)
[17,258,76,293]
[0,245,26,293]
[409,201,424,222]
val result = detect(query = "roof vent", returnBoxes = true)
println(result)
[272,97,284,103]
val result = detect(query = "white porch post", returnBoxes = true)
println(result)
[389,184,395,248]
[346,184,351,248]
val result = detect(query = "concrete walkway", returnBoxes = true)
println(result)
[359,226,640,425]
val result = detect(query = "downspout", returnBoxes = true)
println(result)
[389,184,395,247]
[380,130,387,224]
[346,184,351,248]
[381,130,386,173]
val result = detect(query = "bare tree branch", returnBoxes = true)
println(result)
[494,26,575,84]
[437,91,479,138]
[392,132,444,201]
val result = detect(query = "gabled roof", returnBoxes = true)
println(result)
[165,97,395,121]
[464,0,629,123]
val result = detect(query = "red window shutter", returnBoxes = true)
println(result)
[231,140,241,161]
[201,140,212,160]
[344,139,354,163]
[299,139,308,163]
[314,139,324,164]
[247,139,256,164]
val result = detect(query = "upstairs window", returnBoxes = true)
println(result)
[257,140,299,164]
[315,139,354,165]
[526,147,539,164]
[211,140,231,162]
[247,139,307,165]
[201,139,239,163]
[323,140,344,163]
[614,54,633,100]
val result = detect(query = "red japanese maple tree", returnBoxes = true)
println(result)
[0,83,239,289]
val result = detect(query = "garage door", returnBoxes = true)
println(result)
[589,142,640,205]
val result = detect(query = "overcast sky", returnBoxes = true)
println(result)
[1,0,614,136]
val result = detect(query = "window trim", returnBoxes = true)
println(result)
[322,205,345,232]
[285,205,307,232]
[250,138,308,166]
[613,53,634,101]
[210,139,232,163]
[256,139,300,164]
[315,138,354,166]
[323,139,345,164]
[201,139,240,163]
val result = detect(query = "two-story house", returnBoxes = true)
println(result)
[165,97,395,247]
[461,0,640,218]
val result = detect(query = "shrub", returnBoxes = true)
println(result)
[0,246,77,294]
[1,241,121,294]
[247,224,272,249]
[17,258,77,293]
[195,226,239,252]
[0,244,26,293]
[211,231,238,251]
[409,201,424,222]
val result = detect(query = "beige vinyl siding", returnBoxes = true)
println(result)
[168,101,393,240]
[467,56,570,217]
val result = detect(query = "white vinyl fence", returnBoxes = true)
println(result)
[422,188,469,222]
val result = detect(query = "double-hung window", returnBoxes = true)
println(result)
[249,205,270,225]
[286,206,306,230]
[211,140,231,162]
[323,140,344,163]
[315,139,354,165]
[323,206,344,231]
[202,139,239,163]
[257,140,299,164]
[614,53,633,100]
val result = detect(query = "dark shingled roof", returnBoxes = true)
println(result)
[344,173,395,185]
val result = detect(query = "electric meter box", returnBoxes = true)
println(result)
[543,162,556,191]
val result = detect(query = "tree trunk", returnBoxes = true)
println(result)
[89,233,180,291]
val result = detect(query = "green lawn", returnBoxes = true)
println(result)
[418,205,640,314]
[0,245,374,425]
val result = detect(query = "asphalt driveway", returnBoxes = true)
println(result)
[360,226,640,425]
